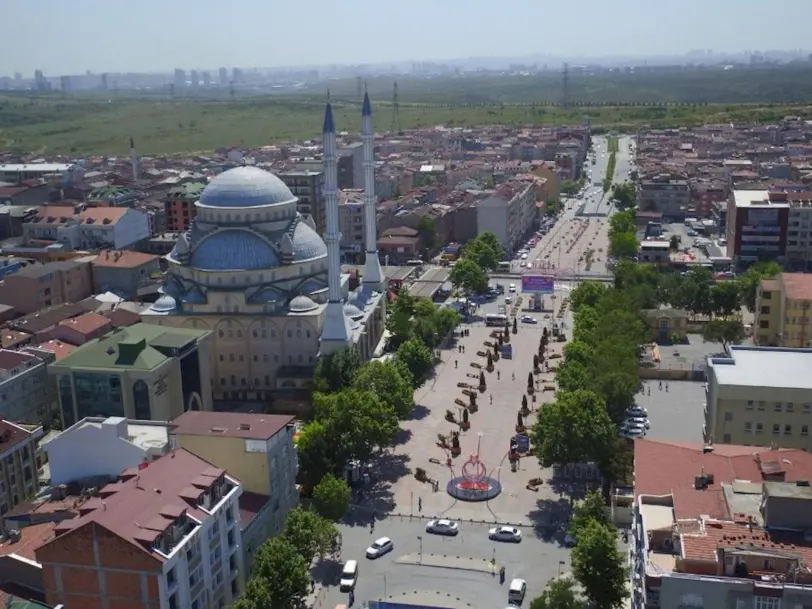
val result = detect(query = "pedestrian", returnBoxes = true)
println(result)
[455,360,458,368]
[512,371,515,381]
[490,394,493,404]
[658,381,662,391]
[497,371,501,380]
[418,497,422,511]
[665,382,669,392]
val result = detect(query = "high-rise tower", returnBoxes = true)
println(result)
[319,100,353,354]
[361,89,385,290]
[129,137,139,181]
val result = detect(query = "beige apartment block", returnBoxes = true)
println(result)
[754,272,812,347]
[705,345,812,449]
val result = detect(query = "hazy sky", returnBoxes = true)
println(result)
[2,0,809,75]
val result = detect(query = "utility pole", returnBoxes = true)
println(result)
[391,81,402,133]
[562,63,570,107]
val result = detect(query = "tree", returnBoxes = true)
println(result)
[544,197,562,216]
[561,179,580,196]
[397,337,434,385]
[417,215,438,251]
[296,420,337,488]
[737,261,782,312]
[313,347,362,393]
[571,520,628,609]
[669,235,680,251]
[312,474,351,521]
[531,390,617,470]
[610,182,636,210]
[556,360,591,393]
[315,388,400,463]
[569,281,606,313]
[711,281,740,317]
[353,360,415,419]
[449,258,489,294]
[529,576,585,609]
[563,340,594,367]
[462,232,504,271]
[387,288,418,346]
[609,210,636,235]
[234,537,310,609]
[570,490,611,539]
[282,507,340,566]
[609,231,637,259]
[702,319,746,351]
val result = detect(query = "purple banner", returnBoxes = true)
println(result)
[521,275,554,294]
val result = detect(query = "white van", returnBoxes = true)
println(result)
[339,560,358,591]
[508,578,527,604]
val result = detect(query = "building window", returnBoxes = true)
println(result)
[758,401,765,411]
[756,423,763,434]
[803,425,809,436]
[773,424,780,435]
[775,402,783,412]
[805,403,812,413]
[746,400,754,410]
[169,593,178,609]
[754,597,781,609]
[745,422,752,433]
[788,402,795,412]
[265,375,270,386]
[785,424,792,435]
[724,412,733,422]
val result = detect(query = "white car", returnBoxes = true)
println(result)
[426,519,459,536]
[520,316,538,324]
[627,406,648,418]
[621,422,647,436]
[626,416,650,430]
[505,296,512,304]
[520,253,528,261]
[489,526,522,542]
[366,536,394,559]
[509,284,516,292]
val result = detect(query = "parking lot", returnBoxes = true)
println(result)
[634,379,707,443]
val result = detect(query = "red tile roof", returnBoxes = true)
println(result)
[92,250,158,269]
[0,522,58,562]
[238,491,271,528]
[35,340,76,360]
[634,439,812,520]
[170,411,294,441]
[35,449,234,563]
[0,419,35,455]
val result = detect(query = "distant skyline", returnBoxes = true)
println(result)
[1,0,810,75]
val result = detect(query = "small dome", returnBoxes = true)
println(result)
[291,221,328,261]
[344,302,363,319]
[191,230,280,271]
[151,295,177,313]
[289,295,319,313]
[199,166,296,209]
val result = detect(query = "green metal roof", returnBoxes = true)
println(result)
[55,323,209,372]
[166,182,206,200]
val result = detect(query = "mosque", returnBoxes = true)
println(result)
[142,94,386,403]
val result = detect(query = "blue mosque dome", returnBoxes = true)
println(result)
[291,221,328,261]
[199,166,296,208]
[190,230,281,271]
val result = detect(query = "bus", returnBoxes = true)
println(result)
[497,261,511,272]
[485,313,508,327]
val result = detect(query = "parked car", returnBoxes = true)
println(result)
[520,316,538,324]
[426,519,459,536]
[626,415,650,429]
[366,537,394,559]
[627,406,648,417]
[489,526,522,542]
[509,284,517,292]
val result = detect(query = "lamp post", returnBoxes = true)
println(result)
[417,535,423,564]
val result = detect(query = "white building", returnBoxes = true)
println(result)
[42,416,170,485]
[476,178,539,254]
[23,206,151,251]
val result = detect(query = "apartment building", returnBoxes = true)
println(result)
[338,190,365,261]
[169,411,298,571]
[48,323,213,428]
[0,348,58,427]
[91,250,161,298]
[476,178,538,254]
[34,448,245,609]
[23,206,150,251]
[0,259,94,315]
[164,182,205,231]
[278,170,325,235]
[754,273,812,347]
[637,175,691,219]
[704,346,812,449]
[0,164,76,185]
[775,189,812,271]
[631,438,812,609]
[725,190,789,265]
[0,418,42,521]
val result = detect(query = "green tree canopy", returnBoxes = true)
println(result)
[417,215,438,251]
[609,231,638,259]
[353,359,415,419]
[556,360,592,392]
[528,576,585,609]
[296,420,336,488]
[462,232,505,271]
[737,260,782,312]
[315,388,400,463]
[450,258,489,294]
[569,281,607,313]
[571,520,628,609]
[387,288,418,346]
[397,336,434,385]
[570,490,611,539]
[609,210,636,235]
[563,340,594,367]
[312,474,351,521]
[611,182,636,210]
[234,537,310,609]
[313,347,362,393]
[282,507,340,566]
[711,280,741,317]
[531,389,617,469]
[702,318,746,350]
[561,179,580,196]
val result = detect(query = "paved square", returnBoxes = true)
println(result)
[636,379,707,443]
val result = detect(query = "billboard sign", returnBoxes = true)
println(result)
[521,275,554,294]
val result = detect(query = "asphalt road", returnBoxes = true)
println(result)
[322,518,573,608]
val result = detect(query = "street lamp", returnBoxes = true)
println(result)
[417,535,423,564]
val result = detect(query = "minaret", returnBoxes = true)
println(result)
[361,88,385,290]
[129,137,139,181]
[319,98,353,354]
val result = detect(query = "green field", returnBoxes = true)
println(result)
[1,92,811,156]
